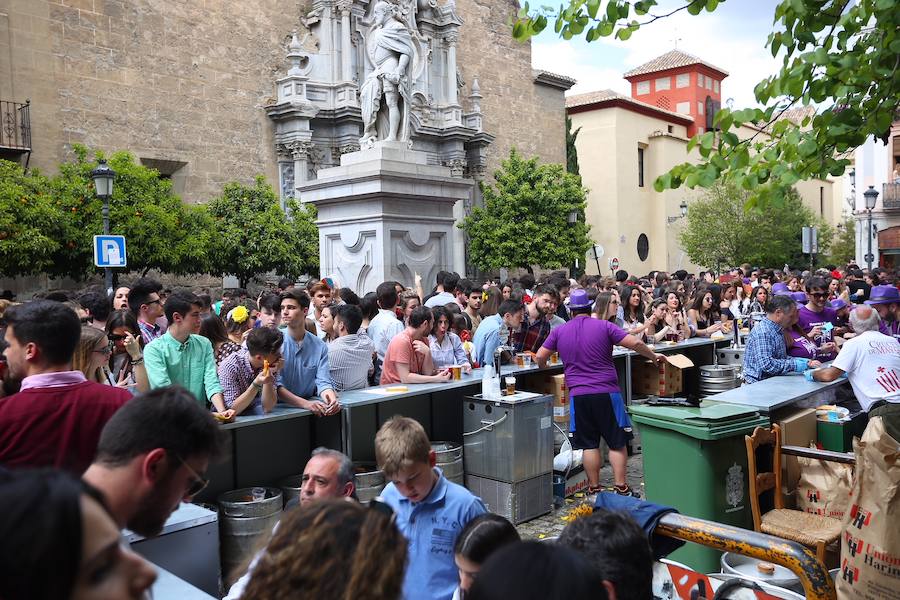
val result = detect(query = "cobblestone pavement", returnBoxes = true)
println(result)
[516,453,644,540]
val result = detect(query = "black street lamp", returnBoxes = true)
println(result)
[90,159,116,293]
[864,185,878,271]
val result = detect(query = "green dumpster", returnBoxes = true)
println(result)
[629,400,769,573]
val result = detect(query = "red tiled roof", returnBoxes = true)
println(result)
[623,49,729,79]
[566,88,694,124]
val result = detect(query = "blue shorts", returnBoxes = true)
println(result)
[569,392,633,451]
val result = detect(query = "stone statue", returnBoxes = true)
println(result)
[359,0,422,147]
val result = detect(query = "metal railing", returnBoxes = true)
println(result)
[0,100,31,151]
[883,182,900,209]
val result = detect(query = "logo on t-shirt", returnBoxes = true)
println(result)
[874,366,900,394]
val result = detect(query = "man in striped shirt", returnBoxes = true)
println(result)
[327,304,375,391]
[128,278,165,344]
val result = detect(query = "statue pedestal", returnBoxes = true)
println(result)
[299,141,472,295]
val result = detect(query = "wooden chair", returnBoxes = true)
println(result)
[745,424,843,562]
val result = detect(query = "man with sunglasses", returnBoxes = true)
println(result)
[797,276,845,361]
[0,300,131,474]
[127,278,165,345]
[83,386,226,538]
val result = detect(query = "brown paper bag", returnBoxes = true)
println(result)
[837,417,900,600]
[796,445,853,520]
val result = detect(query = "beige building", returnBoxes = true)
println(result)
[0,0,570,203]
[568,50,838,275]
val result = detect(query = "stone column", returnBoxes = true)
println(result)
[444,31,459,105]
[338,0,353,82]
[286,141,316,188]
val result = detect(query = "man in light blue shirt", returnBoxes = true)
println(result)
[276,290,339,416]
[472,299,525,367]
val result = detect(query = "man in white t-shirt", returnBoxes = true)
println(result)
[808,305,900,440]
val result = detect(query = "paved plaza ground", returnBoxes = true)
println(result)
[516,453,645,540]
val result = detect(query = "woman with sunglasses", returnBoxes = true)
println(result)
[593,291,621,325]
[687,289,724,337]
[105,310,150,394]
[72,326,114,386]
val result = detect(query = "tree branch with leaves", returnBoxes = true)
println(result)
[513,0,899,209]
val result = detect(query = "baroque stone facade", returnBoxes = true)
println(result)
[0,0,571,202]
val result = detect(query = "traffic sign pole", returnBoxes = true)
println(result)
[102,197,112,294]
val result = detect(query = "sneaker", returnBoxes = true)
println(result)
[613,484,641,498]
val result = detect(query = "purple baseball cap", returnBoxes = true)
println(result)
[829,298,849,311]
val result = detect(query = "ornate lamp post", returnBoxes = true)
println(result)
[864,185,878,271]
[90,159,116,293]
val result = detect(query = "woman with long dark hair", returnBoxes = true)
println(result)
[687,289,724,337]
[104,309,149,393]
[199,313,241,366]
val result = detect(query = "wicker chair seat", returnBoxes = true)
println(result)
[760,508,842,547]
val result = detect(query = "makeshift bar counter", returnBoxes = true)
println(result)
[199,338,726,503]
[125,502,220,596]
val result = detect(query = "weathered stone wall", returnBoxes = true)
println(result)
[0,0,567,201]
[455,0,567,177]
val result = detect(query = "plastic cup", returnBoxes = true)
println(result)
[551,351,559,364]
[515,353,526,368]
[450,365,462,380]
[505,376,516,395]
[251,487,266,501]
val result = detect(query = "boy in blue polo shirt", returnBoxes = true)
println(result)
[376,417,486,600]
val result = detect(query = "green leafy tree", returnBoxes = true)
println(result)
[566,116,581,175]
[826,217,856,266]
[0,160,60,277]
[513,0,899,209]
[459,149,591,273]
[45,146,215,280]
[206,177,318,288]
[680,183,831,269]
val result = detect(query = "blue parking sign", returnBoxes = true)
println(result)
[93,235,127,268]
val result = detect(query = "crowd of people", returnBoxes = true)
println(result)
[1,260,899,599]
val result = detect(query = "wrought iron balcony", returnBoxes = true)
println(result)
[883,182,900,210]
[0,100,31,152]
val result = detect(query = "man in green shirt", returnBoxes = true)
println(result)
[144,291,234,419]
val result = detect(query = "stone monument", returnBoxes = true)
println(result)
[266,0,493,293]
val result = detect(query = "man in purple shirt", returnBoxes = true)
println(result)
[796,277,843,360]
[865,284,900,340]
[536,290,667,497]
